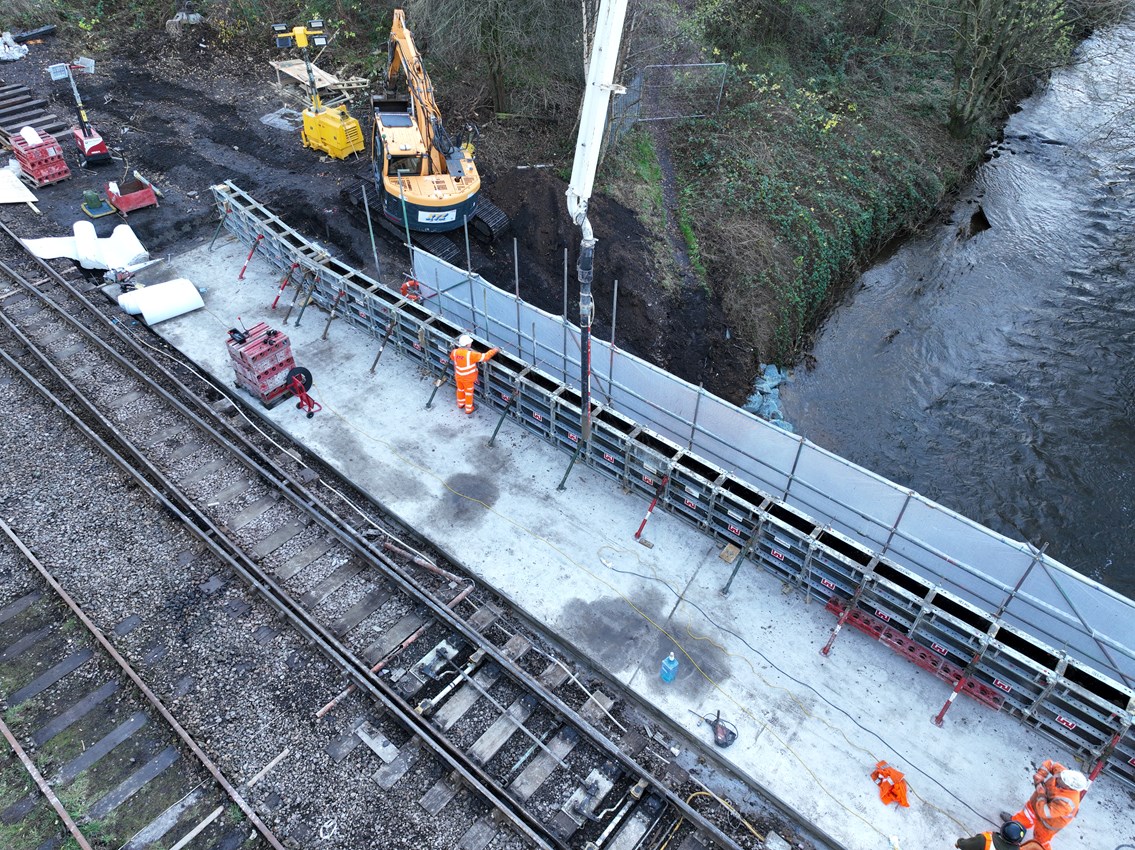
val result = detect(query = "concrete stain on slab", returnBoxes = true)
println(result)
[328,429,427,503]
[439,472,500,525]
[555,589,668,677]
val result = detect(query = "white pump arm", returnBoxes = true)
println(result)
[565,0,629,231]
[565,0,628,447]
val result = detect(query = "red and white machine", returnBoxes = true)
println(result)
[48,57,113,167]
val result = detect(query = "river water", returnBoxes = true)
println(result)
[780,22,1135,597]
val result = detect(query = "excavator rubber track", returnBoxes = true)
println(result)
[341,180,461,265]
[471,197,510,244]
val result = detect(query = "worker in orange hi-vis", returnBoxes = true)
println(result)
[956,820,1026,850]
[999,760,1089,850]
[449,334,498,414]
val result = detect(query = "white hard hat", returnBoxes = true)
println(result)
[1059,770,1089,791]
[458,334,472,347]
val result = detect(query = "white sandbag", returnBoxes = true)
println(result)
[73,220,100,269]
[19,126,43,146]
[117,278,203,324]
[0,33,29,62]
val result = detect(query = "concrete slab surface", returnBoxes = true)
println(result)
[136,233,1131,850]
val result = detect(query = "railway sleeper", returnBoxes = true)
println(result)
[554,762,621,839]
[601,790,667,850]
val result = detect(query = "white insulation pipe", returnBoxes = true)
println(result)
[117,278,204,324]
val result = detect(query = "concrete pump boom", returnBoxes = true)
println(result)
[566,0,629,444]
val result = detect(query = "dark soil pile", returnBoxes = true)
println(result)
[0,26,754,404]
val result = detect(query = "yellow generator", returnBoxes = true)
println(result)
[273,20,365,160]
[302,104,364,159]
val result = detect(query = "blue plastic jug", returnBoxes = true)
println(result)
[660,652,679,683]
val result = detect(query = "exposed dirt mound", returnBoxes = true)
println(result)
[0,27,753,404]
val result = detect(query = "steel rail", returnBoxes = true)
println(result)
[0,227,756,850]
[0,325,286,850]
[0,711,93,850]
[0,247,562,849]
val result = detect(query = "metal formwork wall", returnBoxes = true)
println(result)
[211,182,1135,788]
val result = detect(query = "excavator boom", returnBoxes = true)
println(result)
[386,9,449,174]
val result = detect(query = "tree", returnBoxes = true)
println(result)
[942,0,1072,136]
[405,0,584,115]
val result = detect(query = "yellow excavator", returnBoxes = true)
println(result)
[368,9,508,247]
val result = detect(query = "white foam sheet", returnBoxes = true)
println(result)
[117,278,204,324]
[21,223,149,270]
[0,169,37,205]
[74,221,99,269]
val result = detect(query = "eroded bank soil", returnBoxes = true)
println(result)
[0,29,753,403]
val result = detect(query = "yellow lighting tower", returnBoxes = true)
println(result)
[272,20,364,159]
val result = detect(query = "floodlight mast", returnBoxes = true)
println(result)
[274,21,328,112]
[565,0,628,444]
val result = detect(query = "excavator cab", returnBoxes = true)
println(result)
[389,156,422,176]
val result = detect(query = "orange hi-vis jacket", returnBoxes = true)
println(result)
[1026,761,1082,834]
[450,345,497,387]
[870,761,910,807]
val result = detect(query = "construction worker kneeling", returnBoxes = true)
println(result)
[450,334,498,414]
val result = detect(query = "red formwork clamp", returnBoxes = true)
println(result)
[238,234,264,280]
[286,366,322,419]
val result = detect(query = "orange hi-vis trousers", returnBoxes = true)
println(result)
[450,345,498,413]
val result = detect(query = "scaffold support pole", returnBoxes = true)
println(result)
[557,442,585,491]
[370,317,397,373]
[821,561,877,657]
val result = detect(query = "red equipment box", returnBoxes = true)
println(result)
[227,322,296,406]
[107,172,159,215]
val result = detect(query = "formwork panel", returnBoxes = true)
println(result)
[515,369,558,440]
[551,388,586,453]
[668,452,724,528]
[589,407,637,484]
[624,429,680,502]
[809,545,863,600]
[210,182,1135,790]
[709,476,767,544]
[752,514,814,585]
[482,351,525,412]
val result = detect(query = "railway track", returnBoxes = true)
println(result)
[0,519,276,850]
[0,217,827,850]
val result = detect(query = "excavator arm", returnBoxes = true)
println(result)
[386,9,452,174]
[362,8,505,241]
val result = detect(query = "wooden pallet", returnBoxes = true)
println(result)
[0,80,68,149]
[269,60,368,109]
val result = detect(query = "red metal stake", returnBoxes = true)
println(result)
[634,475,670,540]
[237,234,264,280]
[271,263,300,309]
